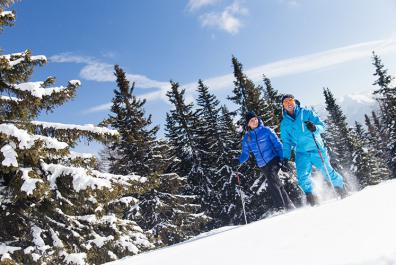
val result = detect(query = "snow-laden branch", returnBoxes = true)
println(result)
[0,95,21,102]
[0,10,15,19]
[41,162,147,192]
[31,121,118,136]
[12,80,79,99]
[0,51,46,68]
[0,123,68,150]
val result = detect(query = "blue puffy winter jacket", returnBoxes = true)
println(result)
[280,104,326,160]
[239,119,283,168]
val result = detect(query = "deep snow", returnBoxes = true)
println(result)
[105,180,396,265]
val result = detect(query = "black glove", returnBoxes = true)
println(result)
[304,121,316,132]
[232,157,241,168]
[279,159,291,172]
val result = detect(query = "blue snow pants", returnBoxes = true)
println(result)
[295,149,344,193]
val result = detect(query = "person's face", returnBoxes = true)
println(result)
[283,98,295,113]
[248,117,259,129]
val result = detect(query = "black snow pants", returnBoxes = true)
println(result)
[260,157,294,210]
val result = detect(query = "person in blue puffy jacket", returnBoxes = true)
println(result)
[239,111,294,211]
[280,94,347,206]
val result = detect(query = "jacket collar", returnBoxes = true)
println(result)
[283,104,301,121]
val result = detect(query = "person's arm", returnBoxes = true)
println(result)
[239,135,250,165]
[308,109,326,134]
[280,122,293,160]
[268,128,283,158]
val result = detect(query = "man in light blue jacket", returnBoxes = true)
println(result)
[280,94,346,206]
[239,111,294,211]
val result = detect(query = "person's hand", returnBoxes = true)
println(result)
[304,121,316,132]
[280,159,291,172]
[232,157,240,168]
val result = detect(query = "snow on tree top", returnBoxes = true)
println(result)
[0,10,15,19]
[69,80,81,86]
[32,121,119,136]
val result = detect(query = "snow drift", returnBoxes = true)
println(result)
[105,180,396,265]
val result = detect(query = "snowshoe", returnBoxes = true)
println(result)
[335,186,348,199]
[305,192,318,206]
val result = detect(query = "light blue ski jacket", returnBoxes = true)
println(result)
[280,104,326,160]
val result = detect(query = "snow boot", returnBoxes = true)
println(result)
[305,192,318,206]
[335,186,348,199]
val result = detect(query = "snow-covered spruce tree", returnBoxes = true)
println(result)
[165,81,208,195]
[193,80,247,227]
[165,81,199,178]
[164,82,212,232]
[353,122,390,187]
[100,67,210,247]
[371,52,396,178]
[363,112,391,182]
[228,56,271,127]
[322,88,355,174]
[262,75,283,133]
[215,105,248,225]
[100,65,162,177]
[0,6,154,264]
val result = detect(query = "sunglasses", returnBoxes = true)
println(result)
[283,98,295,107]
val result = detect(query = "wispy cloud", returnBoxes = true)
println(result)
[50,53,169,89]
[199,1,248,35]
[187,0,221,11]
[278,0,301,7]
[54,39,396,113]
[188,38,396,92]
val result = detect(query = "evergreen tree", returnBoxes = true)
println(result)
[100,65,163,177]
[193,80,223,222]
[125,172,211,246]
[262,75,283,132]
[352,122,390,187]
[0,4,154,264]
[165,81,200,178]
[371,52,396,177]
[363,113,391,181]
[0,0,15,32]
[100,71,211,248]
[195,79,223,166]
[227,56,271,128]
[164,81,212,228]
[322,87,355,174]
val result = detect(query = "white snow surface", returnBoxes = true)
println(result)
[106,180,396,265]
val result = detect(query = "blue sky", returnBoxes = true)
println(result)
[2,0,396,153]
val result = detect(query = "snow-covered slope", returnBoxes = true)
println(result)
[106,180,396,265]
